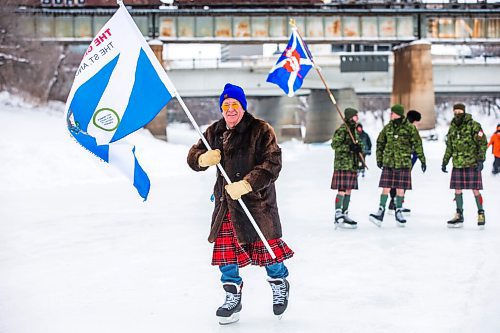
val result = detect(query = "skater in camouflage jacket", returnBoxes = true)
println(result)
[369,104,426,227]
[441,103,488,228]
[330,107,364,229]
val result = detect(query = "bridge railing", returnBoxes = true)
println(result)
[14,6,500,44]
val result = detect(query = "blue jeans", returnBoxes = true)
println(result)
[219,262,289,285]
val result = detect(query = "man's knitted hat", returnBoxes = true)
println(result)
[344,107,358,120]
[407,110,422,123]
[219,83,247,112]
[453,103,466,112]
[391,104,405,117]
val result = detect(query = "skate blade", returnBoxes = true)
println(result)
[397,222,406,228]
[447,223,464,229]
[369,216,382,227]
[218,313,240,325]
[338,223,357,229]
[478,225,485,230]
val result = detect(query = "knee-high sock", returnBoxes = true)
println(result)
[343,194,351,212]
[379,194,388,208]
[475,194,484,211]
[335,194,344,210]
[396,196,404,209]
[455,193,464,211]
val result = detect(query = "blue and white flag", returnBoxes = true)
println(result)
[65,4,176,200]
[266,28,314,97]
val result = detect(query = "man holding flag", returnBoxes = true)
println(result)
[187,83,294,324]
[65,3,288,325]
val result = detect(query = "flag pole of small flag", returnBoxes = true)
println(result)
[274,19,367,169]
[266,26,314,97]
[64,1,177,201]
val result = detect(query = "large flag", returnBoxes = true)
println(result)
[266,28,314,97]
[65,4,176,200]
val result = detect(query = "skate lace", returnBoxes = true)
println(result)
[271,281,287,305]
[221,292,240,310]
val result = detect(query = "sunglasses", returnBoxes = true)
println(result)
[221,101,241,112]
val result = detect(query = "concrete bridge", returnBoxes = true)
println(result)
[164,51,500,96]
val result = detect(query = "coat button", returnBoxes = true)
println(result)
[220,196,224,202]
[235,172,241,178]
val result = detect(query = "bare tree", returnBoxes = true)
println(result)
[0,0,65,103]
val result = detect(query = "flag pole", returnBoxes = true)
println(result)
[175,95,277,260]
[290,19,368,169]
[116,1,276,259]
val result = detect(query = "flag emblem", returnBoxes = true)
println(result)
[267,29,313,97]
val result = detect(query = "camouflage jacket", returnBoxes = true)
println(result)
[442,113,487,168]
[331,121,363,171]
[376,118,425,169]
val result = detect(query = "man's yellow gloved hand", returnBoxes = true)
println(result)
[198,149,221,167]
[225,180,252,200]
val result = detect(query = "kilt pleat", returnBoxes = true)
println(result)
[378,167,412,189]
[450,167,483,189]
[331,170,359,190]
[212,213,294,268]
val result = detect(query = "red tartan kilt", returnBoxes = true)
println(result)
[212,214,294,268]
[378,167,412,189]
[450,167,483,189]
[330,170,358,190]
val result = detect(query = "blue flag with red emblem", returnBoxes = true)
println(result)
[267,28,314,97]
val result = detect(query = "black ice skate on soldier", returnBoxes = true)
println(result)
[268,278,290,318]
[217,283,242,325]
[335,209,357,229]
[341,210,358,229]
[369,206,385,227]
[447,209,464,228]
[395,208,407,227]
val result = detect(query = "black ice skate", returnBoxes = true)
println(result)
[340,210,358,229]
[478,209,486,230]
[268,278,290,319]
[447,209,464,228]
[216,283,242,325]
[395,208,407,227]
[334,209,344,229]
[369,206,385,227]
[401,207,411,214]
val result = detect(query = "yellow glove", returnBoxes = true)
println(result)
[225,180,252,200]
[198,149,221,167]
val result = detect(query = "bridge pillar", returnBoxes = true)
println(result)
[304,88,359,143]
[392,41,436,130]
[145,40,168,141]
[253,96,303,143]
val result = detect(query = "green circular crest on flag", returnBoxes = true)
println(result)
[92,108,120,131]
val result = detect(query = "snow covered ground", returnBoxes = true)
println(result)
[0,92,499,333]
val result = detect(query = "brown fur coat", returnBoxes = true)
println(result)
[187,112,283,244]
